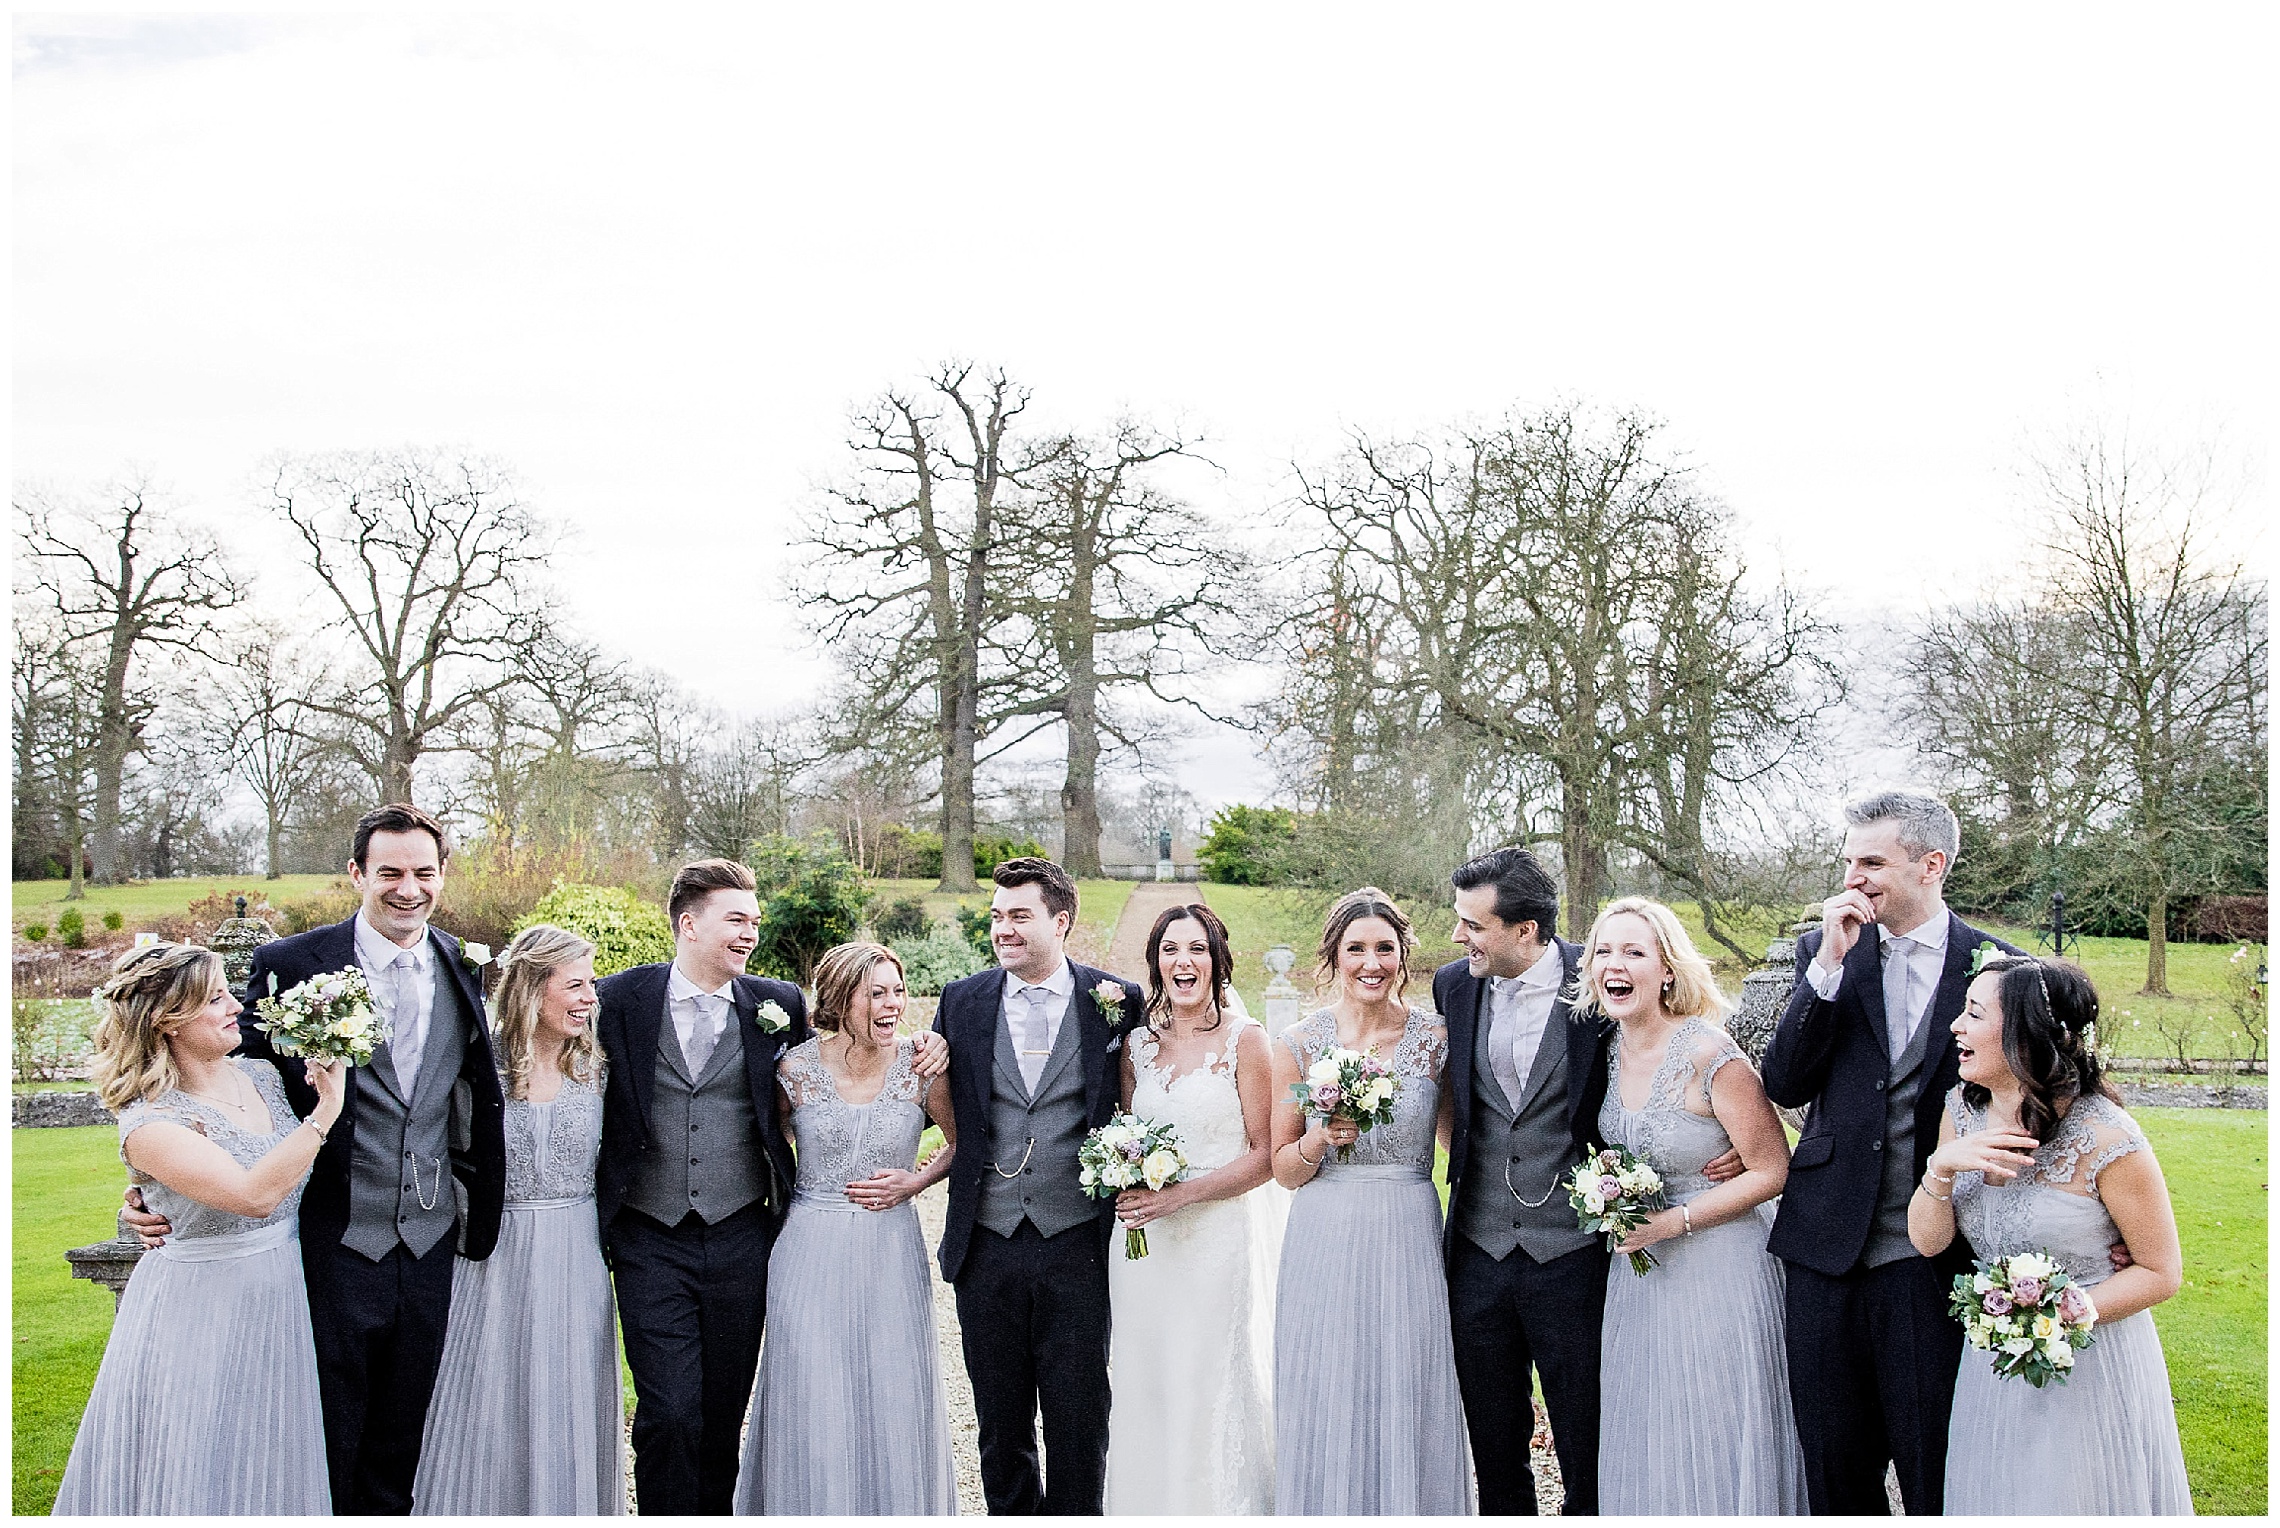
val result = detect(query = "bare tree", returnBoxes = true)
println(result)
[266,448,547,803]
[1019,422,1241,875]
[2025,425,2266,993]
[16,479,242,882]
[207,620,335,879]
[11,615,105,895]
[687,713,818,860]
[802,364,1056,891]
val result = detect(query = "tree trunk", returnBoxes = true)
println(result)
[1060,670,1104,878]
[2141,887,2172,995]
[65,815,87,899]
[1559,774,1604,941]
[938,631,980,892]
[382,734,417,805]
[265,809,284,880]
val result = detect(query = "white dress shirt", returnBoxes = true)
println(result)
[1000,958,1076,1078]
[1805,905,1951,1059]
[355,912,434,1088]
[667,962,737,1073]
[1486,939,1567,1109]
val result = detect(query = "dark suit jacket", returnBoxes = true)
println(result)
[593,962,812,1235]
[235,917,509,1261]
[1433,943,1607,1229]
[1760,909,2019,1277]
[931,960,1144,1283]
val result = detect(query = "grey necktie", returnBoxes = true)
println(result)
[389,948,426,1098]
[1016,986,1052,1093]
[683,993,719,1077]
[1883,935,1918,1062]
[1486,979,1527,1114]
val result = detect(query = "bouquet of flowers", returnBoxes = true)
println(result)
[1078,1113,1191,1259]
[1288,1046,1398,1161]
[1949,1250,2098,1387]
[1569,1143,1668,1275]
[253,967,387,1068]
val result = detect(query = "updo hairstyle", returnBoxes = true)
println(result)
[1314,886,1416,1002]
[88,943,229,1112]
[1961,956,2112,1144]
[810,941,907,1037]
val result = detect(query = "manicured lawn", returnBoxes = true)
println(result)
[11,874,347,933]
[8,1107,2265,1514]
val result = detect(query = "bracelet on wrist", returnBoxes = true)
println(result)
[1681,1203,1693,1236]
[1926,1168,1955,1185]
[1295,1140,1323,1168]
[1919,1177,1951,1203]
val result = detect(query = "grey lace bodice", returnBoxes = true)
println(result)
[1946,1089,2145,1288]
[1282,1006,1448,1169]
[504,1073,604,1201]
[118,1059,306,1239]
[1598,1017,1748,1204]
[779,1037,930,1203]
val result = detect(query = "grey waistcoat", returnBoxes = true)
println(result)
[620,1001,769,1228]
[1863,1001,1936,1268]
[343,957,468,1261]
[1454,1000,1595,1263]
[975,1001,1095,1240]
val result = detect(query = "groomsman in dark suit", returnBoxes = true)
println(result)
[130,802,509,1514]
[933,857,1143,1515]
[594,856,945,1514]
[1435,846,1744,1515]
[1761,789,2022,1515]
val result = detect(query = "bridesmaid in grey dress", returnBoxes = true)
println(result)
[414,925,624,1514]
[56,943,343,1516]
[1910,955,2192,1515]
[1581,897,1806,1514]
[1269,888,1472,1516]
[733,941,958,1515]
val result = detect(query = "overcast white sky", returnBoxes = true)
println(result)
[15,4,2274,814]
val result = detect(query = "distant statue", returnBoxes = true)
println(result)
[205,895,279,999]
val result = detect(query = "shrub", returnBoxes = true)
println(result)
[517,881,675,978]
[100,910,123,932]
[277,884,362,934]
[748,833,872,986]
[891,923,994,996]
[1198,804,1300,885]
[11,997,87,1083]
[954,904,994,959]
[862,822,943,880]
[873,894,930,943]
[56,908,85,949]
[23,923,47,943]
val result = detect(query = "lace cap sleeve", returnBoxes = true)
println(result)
[777,1039,832,1107]
[1283,1010,1332,1072]
[2078,1096,2149,1194]
[116,1094,200,1165]
[1687,1023,1750,1105]
[1400,1008,1450,1078]
[1943,1084,1976,1136]
[883,1038,926,1106]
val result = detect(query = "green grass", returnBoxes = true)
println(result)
[11,874,346,933]
[8,1109,2265,1513]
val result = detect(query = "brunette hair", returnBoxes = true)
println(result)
[993,856,1078,929]
[88,943,229,1111]
[1450,845,1561,942]
[1571,896,1729,1023]
[810,941,908,1034]
[1143,904,1235,1031]
[491,924,603,1101]
[1961,957,2112,1144]
[1315,886,1416,1002]
[351,802,451,869]
[668,858,758,930]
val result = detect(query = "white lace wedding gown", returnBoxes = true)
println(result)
[1102,1017,1284,1515]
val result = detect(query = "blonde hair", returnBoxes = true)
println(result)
[1315,886,1417,1004]
[1572,896,1729,1023]
[492,925,603,1101]
[811,942,906,1034]
[89,943,227,1112]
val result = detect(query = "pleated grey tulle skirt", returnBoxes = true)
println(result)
[411,1197,626,1515]
[1946,1306,2193,1514]
[53,1222,330,1516]
[1597,1200,1805,1514]
[1273,1166,1472,1515]
[732,1196,956,1515]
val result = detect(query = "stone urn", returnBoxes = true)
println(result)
[206,895,279,999]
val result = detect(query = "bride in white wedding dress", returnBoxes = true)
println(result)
[1102,903,1285,1516]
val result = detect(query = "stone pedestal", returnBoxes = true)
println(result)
[206,897,278,999]
[1260,945,1302,1036]
[65,1210,146,1310]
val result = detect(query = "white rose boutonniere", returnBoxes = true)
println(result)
[1092,979,1125,1023]
[755,1000,792,1034]
[460,941,494,972]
